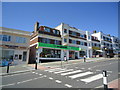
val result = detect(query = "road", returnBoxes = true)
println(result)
[1,59,119,89]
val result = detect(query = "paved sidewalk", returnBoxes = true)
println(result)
[29,57,118,70]
[0,61,35,76]
[38,57,118,68]
[108,78,120,90]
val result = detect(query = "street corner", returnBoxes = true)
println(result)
[108,79,120,90]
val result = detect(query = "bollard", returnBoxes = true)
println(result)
[103,70,108,90]
[35,61,37,70]
[7,63,10,73]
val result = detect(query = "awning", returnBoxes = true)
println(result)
[96,50,103,52]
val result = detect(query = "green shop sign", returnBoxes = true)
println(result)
[38,42,81,51]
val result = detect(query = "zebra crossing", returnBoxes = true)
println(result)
[44,67,109,83]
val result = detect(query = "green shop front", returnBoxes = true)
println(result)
[36,42,81,62]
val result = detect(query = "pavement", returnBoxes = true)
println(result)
[0,60,35,76]
[1,57,119,89]
[108,78,120,89]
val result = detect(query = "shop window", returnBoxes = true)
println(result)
[40,48,61,58]
[79,51,85,57]
[19,55,22,59]
[14,54,18,59]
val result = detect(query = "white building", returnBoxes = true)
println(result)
[29,22,119,63]
[55,23,93,59]
[92,32,114,57]
[0,27,31,63]
[111,36,120,56]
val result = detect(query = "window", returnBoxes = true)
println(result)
[80,34,84,38]
[0,35,2,41]
[45,27,50,32]
[55,40,60,45]
[84,42,87,46]
[19,55,22,59]
[42,38,50,44]
[0,35,11,42]
[64,38,67,42]
[16,37,26,43]
[53,30,59,35]
[72,32,76,36]
[72,40,76,44]
[64,29,67,33]
[88,36,91,39]
[80,41,84,45]
[94,43,97,46]
[89,43,91,46]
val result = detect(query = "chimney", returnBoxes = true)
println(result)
[34,22,39,32]
[93,30,97,33]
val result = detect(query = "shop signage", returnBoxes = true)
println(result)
[92,46,100,50]
[38,42,81,51]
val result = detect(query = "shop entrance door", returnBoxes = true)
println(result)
[75,52,78,59]
[23,52,27,61]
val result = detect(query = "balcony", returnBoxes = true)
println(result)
[69,34,86,40]
[63,33,69,37]
[92,39,100,42]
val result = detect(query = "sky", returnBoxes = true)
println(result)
[2,2,118,37]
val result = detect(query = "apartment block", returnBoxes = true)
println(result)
[29,22,120,63]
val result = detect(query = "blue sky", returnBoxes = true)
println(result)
[2,2,118,36]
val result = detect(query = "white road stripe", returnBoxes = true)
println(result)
[55,80,62,83]
[3,72,31,77]
[17,79,33,84]
[96,70,101,71]
[54,69,73,74]
[49,77,53,80]
[17,76,45,84]
[65,84,72,88]
[0,83,15,87]
[45,68,63,71]
[61,70,82,76]
[75,67,78,69]
[48,68,66,72]
[39,74,42,75]
[80,74,103,83]
[32,72,35,73]
[69,71,93,79]
[81,68,85,69]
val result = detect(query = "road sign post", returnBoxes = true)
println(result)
[35,61,37,70]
